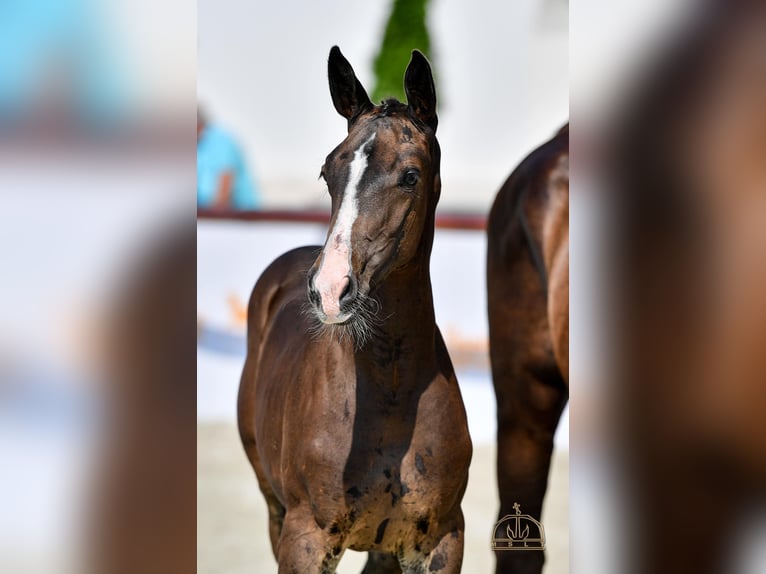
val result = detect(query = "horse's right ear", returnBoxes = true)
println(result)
[404,50,437,132]
[328,46,373,126]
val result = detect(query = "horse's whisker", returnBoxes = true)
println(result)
[301,290,384,350]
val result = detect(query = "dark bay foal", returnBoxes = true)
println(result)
[238,47,472,574]
[487,125,569,574]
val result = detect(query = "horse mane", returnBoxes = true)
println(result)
[377,98,408,117]
[375,97,437,140]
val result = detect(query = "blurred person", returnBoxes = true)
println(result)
[197,107,261,210]
[0,0,123,129]
[603,2,766,573]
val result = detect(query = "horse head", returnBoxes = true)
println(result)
[307,46,441,341]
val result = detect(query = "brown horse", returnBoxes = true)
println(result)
[606,5,766,572]
[486,125,569,574]
[238,47,472,573]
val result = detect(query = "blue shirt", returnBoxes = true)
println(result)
[197,124,260,209]
[0,0,123,124]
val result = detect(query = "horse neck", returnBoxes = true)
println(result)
[357,218,438,372]
[378,260,435,333]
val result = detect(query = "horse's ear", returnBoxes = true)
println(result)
[328,46,373,126]
[404,50,437,132]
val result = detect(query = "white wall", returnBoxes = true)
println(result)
[103,0,196,119]
[198,0,568,209]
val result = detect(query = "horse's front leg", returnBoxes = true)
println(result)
[402,512,465,574]
[276,507,342,574]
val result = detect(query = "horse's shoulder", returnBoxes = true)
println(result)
[245,246,320,346]
[259,246,321,287]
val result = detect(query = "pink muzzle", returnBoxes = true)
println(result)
[313,238,351,323]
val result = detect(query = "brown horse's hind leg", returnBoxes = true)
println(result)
[488,249,567,574]
[493,367,566,574]
[238,356,285,557]
[239,417,286,557]
[259,477,286,557]
[361,552,402,573]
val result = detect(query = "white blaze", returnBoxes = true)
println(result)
[314,134,375,322]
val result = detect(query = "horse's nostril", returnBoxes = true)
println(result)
[339,275,357,308]
[339,282,352,303]
[308,286,320,306]
[307,275,321,307]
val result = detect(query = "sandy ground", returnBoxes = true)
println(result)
[197,422,568,573]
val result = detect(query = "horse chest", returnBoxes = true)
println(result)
[302,435,458,550]
[279,348,469,545]
[300,387,465,534]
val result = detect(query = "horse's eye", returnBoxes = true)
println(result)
[400,169,420,188]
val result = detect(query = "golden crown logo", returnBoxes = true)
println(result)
[491,502,545,551]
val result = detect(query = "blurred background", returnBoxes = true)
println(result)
[197,0,568,210]
[570,1,766,573]
[196,1,569,573]
[0,0,195,572]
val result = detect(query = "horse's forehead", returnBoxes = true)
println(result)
[344,117,427,158]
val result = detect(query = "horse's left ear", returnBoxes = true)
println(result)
[404,50,437,132]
